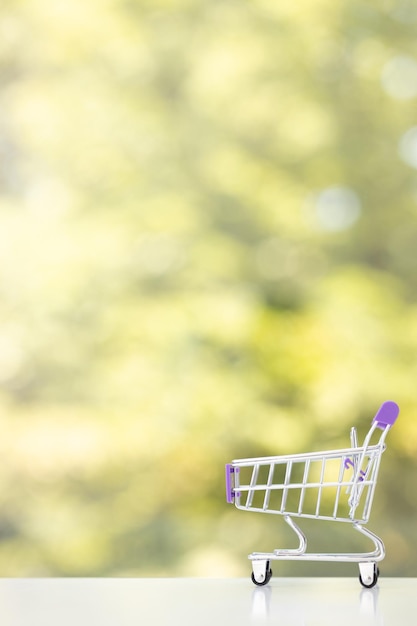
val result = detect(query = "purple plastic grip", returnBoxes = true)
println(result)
[225,464,235,503]
[372,400,399,430]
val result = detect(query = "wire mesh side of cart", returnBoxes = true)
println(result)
[226,441,385,524]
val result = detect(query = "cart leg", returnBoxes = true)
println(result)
[251,560,272,586]
[358,562,379,588]
[274,515,307,556]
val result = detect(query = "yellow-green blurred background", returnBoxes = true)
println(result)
[0,0,416,577]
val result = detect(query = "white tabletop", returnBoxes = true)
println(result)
[0,577,415,625]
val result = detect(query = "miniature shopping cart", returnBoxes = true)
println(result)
[225,400,399,588]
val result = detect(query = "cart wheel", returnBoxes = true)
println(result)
[359,564,379,589]
[251,564,272,586]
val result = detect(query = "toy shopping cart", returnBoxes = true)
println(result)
[225,400,399,588]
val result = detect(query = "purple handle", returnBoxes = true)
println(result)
[372,400,399,430]
[225,464,235,503]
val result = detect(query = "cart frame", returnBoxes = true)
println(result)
[225,401,399,587]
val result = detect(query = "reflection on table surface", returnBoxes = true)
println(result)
[251,579,381,624]
[0,577,415,625]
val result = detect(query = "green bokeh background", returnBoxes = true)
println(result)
[0,0,416,577]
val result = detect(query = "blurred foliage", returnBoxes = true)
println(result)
[0,0,416,577]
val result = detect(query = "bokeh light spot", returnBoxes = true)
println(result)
[308,187,361,232]
[399,126,417,169]
[381,55,417,100]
